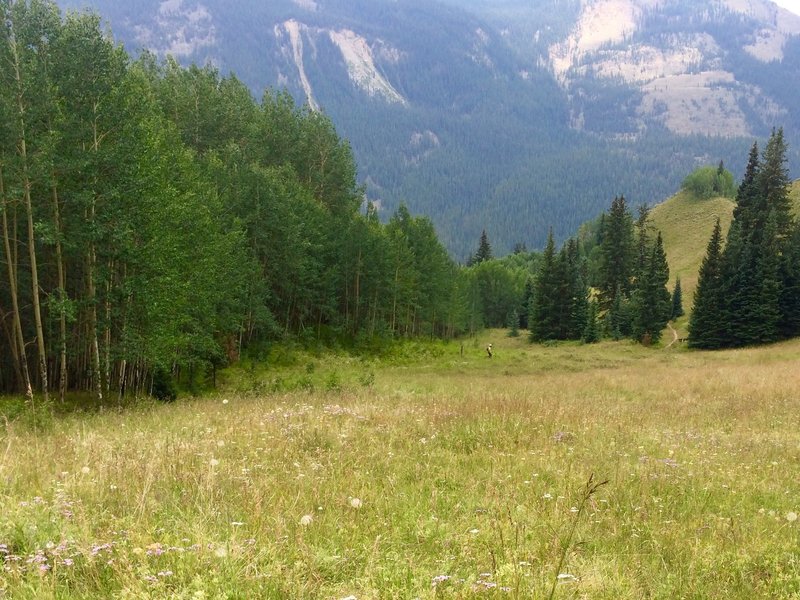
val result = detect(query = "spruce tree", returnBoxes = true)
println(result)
[753,210,782,344]
[758,128,792,240]
[607,284,632,340]
[529,230,559,341]
[778,223,800,338]
[632,232,671,343]
[598,195,634,309]
[671,277,684,319]
[689,219,725,348]
[732,142,761,241]
[718,224,759,346]
[582,300,600,344]
[470,229,493,265]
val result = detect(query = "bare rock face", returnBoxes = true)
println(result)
[547,0,800,137]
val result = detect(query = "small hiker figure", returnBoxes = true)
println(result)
[486,343,493,358]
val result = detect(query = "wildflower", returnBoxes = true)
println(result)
[81,467,91,475]
[349,498,362,509]
[432,575,451,586]
[157,570,173,578]
[299,514,313,526]
[469,528,479,534]
[214,546,228,558]
[63,558,74,567]
[787,512,798,522]
[217,440,225,447]
[210,458,220,467]
[557,573,577,582]
[222,399,229,405]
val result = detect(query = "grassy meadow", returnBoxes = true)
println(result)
[2,331,800,599]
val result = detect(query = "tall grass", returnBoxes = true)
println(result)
[2,332,799,598]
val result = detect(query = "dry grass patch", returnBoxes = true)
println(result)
[2,334,799,598]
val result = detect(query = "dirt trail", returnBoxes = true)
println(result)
[665,322,679,349]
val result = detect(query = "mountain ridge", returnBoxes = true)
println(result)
[57,0,800,258]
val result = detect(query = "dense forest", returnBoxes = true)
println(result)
[0,0,513,400]
[690,130,800,348]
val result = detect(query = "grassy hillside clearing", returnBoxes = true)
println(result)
[649,192,734,313]
[2,331,799,598]
[649,179,800,337]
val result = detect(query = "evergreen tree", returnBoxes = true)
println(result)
[606,285,632,340]
[469,229,493,265]
[753,210,782,344]
[757,128,792,241]
[631,232,671,343]
[718,223,760,346]
[689,219,725,348]
[732,143,761,239]
[778,223,800,338]
[582,300,600,344]
[529,230,560,341]
[598,195,634,309]
[671,277,684,319]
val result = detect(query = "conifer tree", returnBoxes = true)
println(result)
[607,284,631,340]
[758,128,792,240]
[778,223,800,338]
[582,300,600,344]
[470,229,493,265]
[598,195,634,309]
[732,143,761,240]
[753,210,782,344]
[671,277,684,319]
[632,232,671,343]
[689,219,725,348]
[529,230,559,341]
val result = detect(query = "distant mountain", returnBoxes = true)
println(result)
[57,0,800,258]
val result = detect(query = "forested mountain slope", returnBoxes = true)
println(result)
[56,0,800,258]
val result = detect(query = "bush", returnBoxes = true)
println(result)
[682,164,735,199]
[152,368,178,402]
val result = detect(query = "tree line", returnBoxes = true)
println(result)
[525,195,673,345]
[0,0,484,400]
[690,129,800,348]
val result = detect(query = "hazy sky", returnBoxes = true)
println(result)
[774,0,800,15]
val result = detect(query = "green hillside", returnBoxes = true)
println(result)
[650,179,800,330]
[649,192,735,313]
